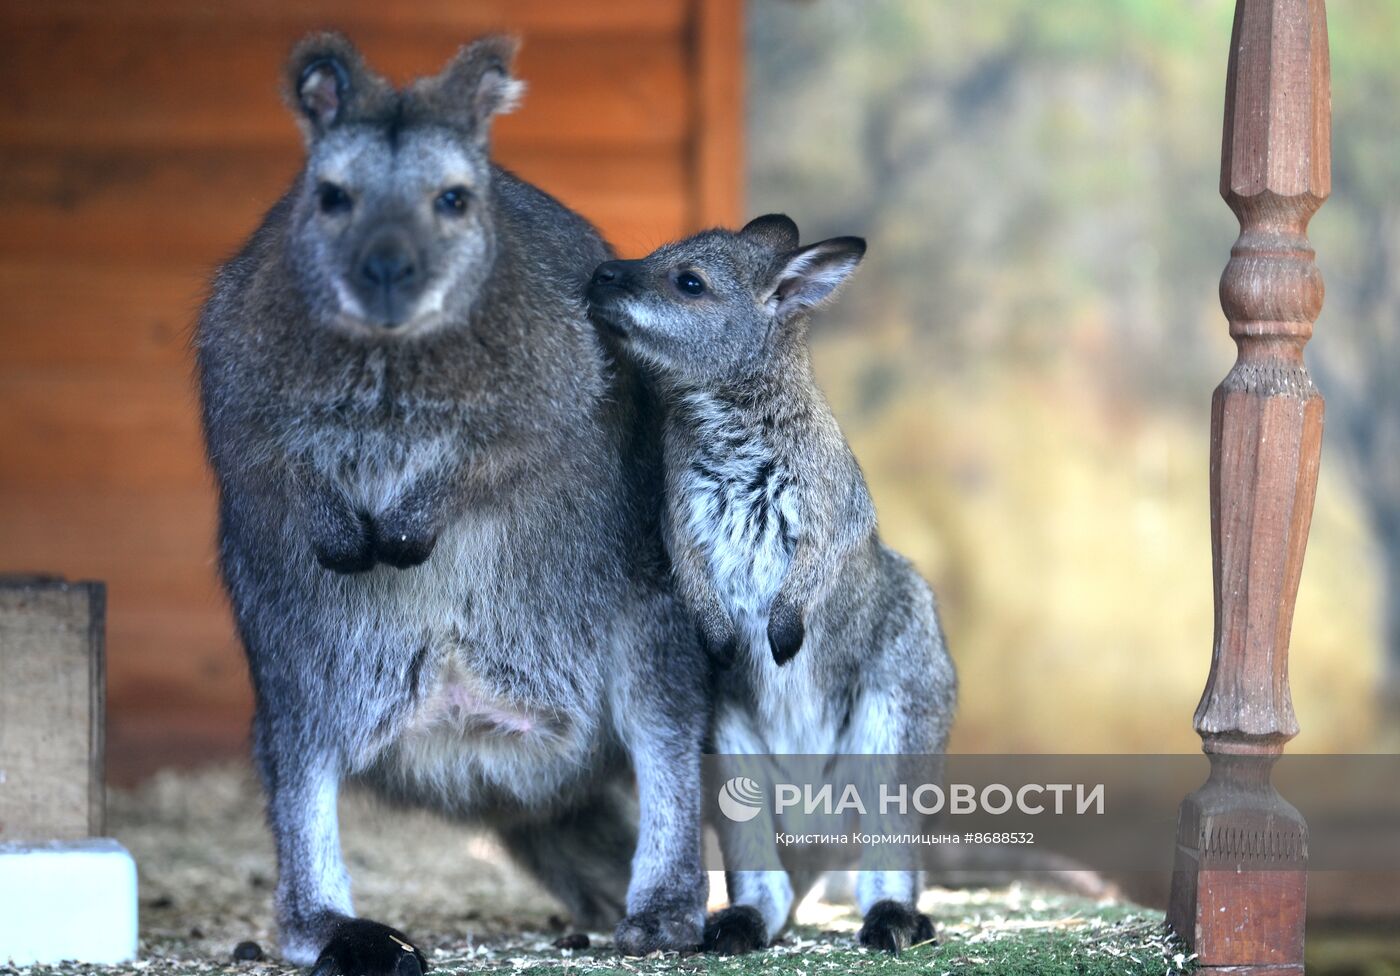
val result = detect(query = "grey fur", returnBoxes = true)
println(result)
[196,33,709,968]
[587,215,957,953]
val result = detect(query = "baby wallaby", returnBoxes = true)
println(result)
[587,215,957,955]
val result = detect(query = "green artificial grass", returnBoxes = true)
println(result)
[418,892,1192,976]
[2,889,1192,976]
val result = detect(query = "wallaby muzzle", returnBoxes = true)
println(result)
[586,260,644,337]
[588,259,643,296]
[352,227,425,328]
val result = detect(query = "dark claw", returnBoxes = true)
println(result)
[315,540,376,574]
[313,506,375,574]
[372,528,437,569]
[699,624,738,668]
[913,913,936,944]
[864,925,900,955]
[231,940,264,962]
[311,918,428,976]
[767,603,804,666]
[614,909,702,955]
[857,900,936,955]
[701,905,768,956]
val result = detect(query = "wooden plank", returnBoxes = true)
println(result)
[106,629,246,714]
[0,146,690,266]
[506,149,692,254]
[0,577,105,841]
[0,0,687,35]
[690,0,746,227]
[0,264,204,373]
[107,699,250,785]
[0,29,689,151]
[0,375,205,492]
[0,491,217,581]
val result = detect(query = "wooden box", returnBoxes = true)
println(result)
[0,576,106,841]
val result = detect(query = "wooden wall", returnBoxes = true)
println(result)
[0,0,744,782]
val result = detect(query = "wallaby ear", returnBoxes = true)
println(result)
[286,32,374,137]
[740,213,800,253]
[763,237,867,323]
[430,34,525,139]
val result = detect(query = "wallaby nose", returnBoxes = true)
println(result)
[359,242,417,290]
[590,261,626,288]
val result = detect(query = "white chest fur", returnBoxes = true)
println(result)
[672,392,799,627]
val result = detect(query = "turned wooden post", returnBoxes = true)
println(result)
[1168,0,1330,972]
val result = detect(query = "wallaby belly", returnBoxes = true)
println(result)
[272,483,613,810]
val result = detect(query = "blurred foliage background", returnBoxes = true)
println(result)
[748,0,1400,753]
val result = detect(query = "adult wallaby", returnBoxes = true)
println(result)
[196,33,709,972]
[586,215,957,955]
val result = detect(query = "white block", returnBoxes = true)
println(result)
[0,839,138,965]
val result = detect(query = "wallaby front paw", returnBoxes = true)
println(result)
[315,542,377,573]
[371,522,437,569]
[701,905,767,956]
[614,909,701,956]
[699,623,738,668]
[857,900,936,955]
[313,514,376,574]
[767,600,805,666]
[309,918,427,976]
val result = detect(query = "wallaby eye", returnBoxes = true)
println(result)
[675,271,706,297]
[317,181,352,215]
[435,186,470,217]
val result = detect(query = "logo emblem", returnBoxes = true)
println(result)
[717,776,764,822]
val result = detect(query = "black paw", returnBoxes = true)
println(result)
[701,906,767,956]
[614,909,701,955]
[767,601,804,666]
[310,918,427,976]
[314,513,376,574]
[699,624,739,668]
[857,900,936,955]
[371,523,437,570]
